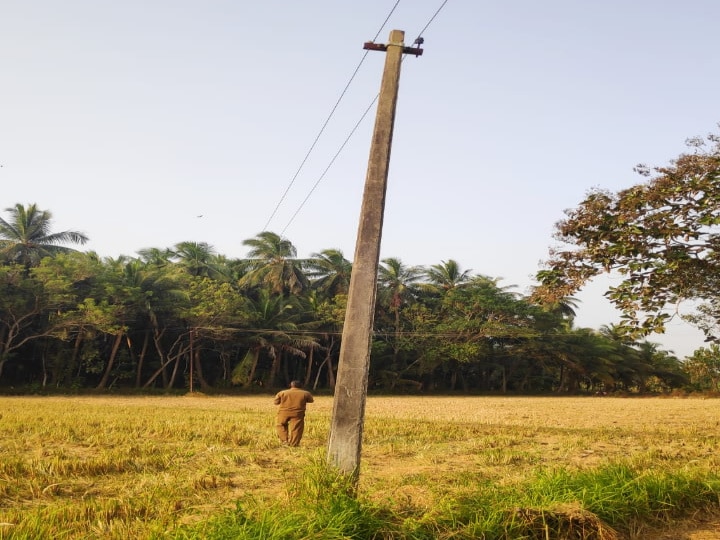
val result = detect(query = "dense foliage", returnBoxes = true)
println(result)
[0,203,711,393]
[535,129,720,339]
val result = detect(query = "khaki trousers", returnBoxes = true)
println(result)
[276,411,306,446]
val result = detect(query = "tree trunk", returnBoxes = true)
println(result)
[557,364,566,394]
[135,330,150,388]
[231,348,260,386]
[70,331,84,381]
[247,349,259,385]
[168,354,181,389]
[313,355,328,391]
[143,333,187,389]
[304,347,314,388]
[450,369,457,391]
[281,350,290,385]
[193,344,211,391]
[96,332,124,390]
[149,318,170,388]
[41,349,48,388]
[219,351,230,383]
[0,329,10,379]
[325,337,336,390]
[267,346,280,388]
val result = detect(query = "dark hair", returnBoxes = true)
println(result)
[290,380,302,388]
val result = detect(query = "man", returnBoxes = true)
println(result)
[273,380,314,447]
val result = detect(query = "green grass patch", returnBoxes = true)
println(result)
[178,458,720,539]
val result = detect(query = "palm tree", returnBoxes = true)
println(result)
[0,203,88,266]
[599,324,634,346]
[305,248,352,298]
[231,289,317,388]
[630,341,686,392]
[423,259,472,292]
[532,288,580,321]
[115,258,188,387]
[172,241,225,279]
[137,247,175,267]
[527,290,581,334]
[239,231,308,295]
[377,257,423,369]
[378,257,423,315]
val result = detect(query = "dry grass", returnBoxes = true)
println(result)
[0,395,718,538]
[514,503,620,540]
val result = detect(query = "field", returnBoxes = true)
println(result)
[0,394,718,539]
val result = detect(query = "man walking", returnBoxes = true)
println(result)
[273,380,314,447]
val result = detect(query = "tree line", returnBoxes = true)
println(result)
[0,201,717,394]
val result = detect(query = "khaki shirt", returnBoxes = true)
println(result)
[274,387,314,414]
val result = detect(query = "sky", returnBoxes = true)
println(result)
[2,1,719,358]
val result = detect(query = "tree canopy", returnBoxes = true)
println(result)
[535,128,720,338]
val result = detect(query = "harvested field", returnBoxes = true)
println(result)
[0,395,718,538]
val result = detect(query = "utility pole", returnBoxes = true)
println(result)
[327,29,423,477]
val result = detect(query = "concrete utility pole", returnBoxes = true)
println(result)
[327,29,423,477]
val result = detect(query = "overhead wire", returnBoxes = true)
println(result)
[278,0,451,236]
[261,0,402,233]
[156,325,606,350]
[280,95,378,236]
[410,0,449,45]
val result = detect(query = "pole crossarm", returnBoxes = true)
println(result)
[363,41,424,56]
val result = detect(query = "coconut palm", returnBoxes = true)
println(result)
[305,248,352,298]
[378,257,423,314]
[530,284,580,323]
[172,241,228,279]
[137,247,175,267]
[423,259,472,292]
[0,203,88,266]
[376,258,423,369]
[231,288,317,388]
[115,258,189,387]
[239,231,308,295]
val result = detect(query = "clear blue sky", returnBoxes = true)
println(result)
[2,1,718,357]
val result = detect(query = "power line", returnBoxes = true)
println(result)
[261,1,402,233]
[148,326,623,343]
[279,0,451,236]
[410,0,449,45]
[281,95,379,236]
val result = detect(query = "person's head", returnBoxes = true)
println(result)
[290,380,302,388]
